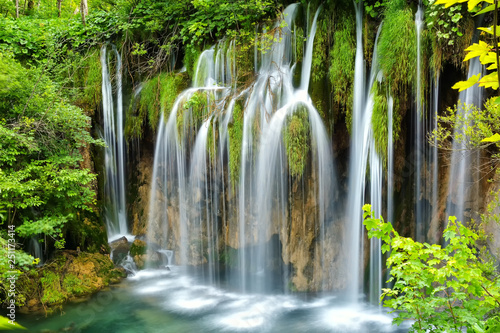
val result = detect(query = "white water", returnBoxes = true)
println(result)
[446,57,483,223]
[101,45,128,238]
[347,0,384,302]
[415,6,426,242]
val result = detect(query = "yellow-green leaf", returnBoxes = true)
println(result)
[463,41,491,62]
[478,25,500,36]
[434,0,467,7]
[452,73,481,91]
[0,316,26,330]
[468,0,485,11]
[478,71,499,90]
[475,3,495,15]
[481,133,500,142]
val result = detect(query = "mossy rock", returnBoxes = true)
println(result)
[130,239,147,257]
[18,251,124,314]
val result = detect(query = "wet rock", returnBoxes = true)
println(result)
[109,236,130,264]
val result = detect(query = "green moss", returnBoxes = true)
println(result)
[284,107,310,177]
[233,38,255,87]
[177,90,209,142]
[207,119,218,166]
[184,44,202,79]
[311,17,328,84]
[41,271,65,305]
[371,80,402,166]
[377,0,416,99]
[18,251,123,312]
[80,50,102,112]
[228,101,244,187]
[125,72,188,140]
[130,239,147,257]
[329,13,356,131]
[371,80,389,162]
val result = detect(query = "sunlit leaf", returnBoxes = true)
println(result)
[464,41,491,62]
[478,71,500,90]
[481,133,500,142]
[452,73,481,91]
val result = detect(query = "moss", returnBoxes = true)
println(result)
[206,119,218,166]
[130,239,147,257]
[329,13,356,131]
[310,17,329,125]
[371,79,402,166]
[73,49,102,115]
[41,271,65,305]
[377,0,416,100]
[311,17,328,84]
[184,44,202,79]
[124,72,188,140]
[284,107,310,177]
[371,80,389,163]
[228,101,244,187]
[235,39,255,87]
[18,251,123,313]
[177,90,210,143]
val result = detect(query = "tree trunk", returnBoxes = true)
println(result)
[15,0,19,18]
[57,0,62,17]
[80,0,88,26]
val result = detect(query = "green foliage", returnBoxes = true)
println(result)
[363,204,500,333]
[182,0,274,46]
[284,108,310,177]
[378,0,416,98]
[0,53,101,253]
[311,18,328,84]
[329,14,356,131]
[432,98,500,154]
[40,271,65,305]
[228,102,244,187]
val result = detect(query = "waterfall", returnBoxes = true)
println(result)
[446,57,483,224]
[347,0,385,302]
[146,3,338,295]
[101,45,128,239]
[415,6,427,242]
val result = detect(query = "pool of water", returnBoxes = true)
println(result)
[19,268,411,332]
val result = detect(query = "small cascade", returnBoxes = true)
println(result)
[147,40,233,272]
[347,0,384,303]
[120,253,138,275]
[387,95,394,226]
[28,236,44,266]
[431,74,440,223]
[158,249,174,267]
[101,45,128,238]
[446,57,483,223]
[415,6,425,241]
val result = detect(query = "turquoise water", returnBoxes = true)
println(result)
[19,268,410,332]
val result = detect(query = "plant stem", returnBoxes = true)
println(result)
[495,0,500,94]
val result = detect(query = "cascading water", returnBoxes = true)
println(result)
[147,3,339,296]
[101,45,128,239]
[446,57,483,224]
[415,6,425,242]
[347,0,385,303]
